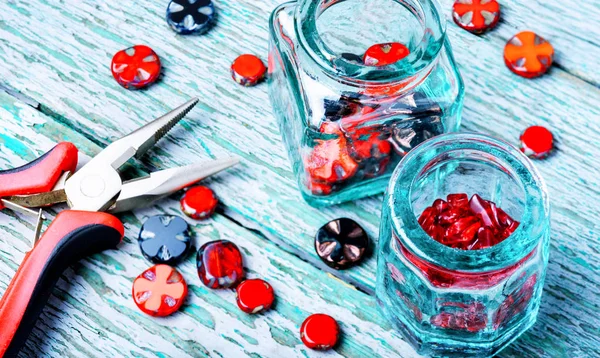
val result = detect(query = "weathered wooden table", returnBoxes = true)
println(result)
[1,0,599,357]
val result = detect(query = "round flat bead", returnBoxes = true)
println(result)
[231,54,267,87]
[452,0,500,34]
[180,186,218,220]
[197,240,244,289]
[235,279,275,314]
[300,314,340,350]
[111,45,161,89]
[166,0,215,34]
[138,215,192,265]
[132,264,188,317]
[504,31,554,78]
[363,42,410,67]
[520,126,554,159]
[315,218,369,269]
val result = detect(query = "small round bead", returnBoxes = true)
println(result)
[363,42,410,67]
[180,186,218,220]
[132,264,188,317]
[197,240,244,289]
[300,314,340,350]
[111,45,161,89]
[315,218,369,270]
[235,279,275,314]
[166,0,215,34]
[520,126,554,159]
[138,215,192,265]
[504,31,554,78]
[231,54,267,87]
[452,0,500,34]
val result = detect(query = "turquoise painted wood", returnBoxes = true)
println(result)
[0,0,599,357]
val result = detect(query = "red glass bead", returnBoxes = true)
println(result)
[180,186,218,220]
[132,264,187,317]
[447,193,469,209]
[300,314,340,350]
[306,122,358,184]
[363,42,410,67]
[520,126,554,159]
[504,31,554,78]
[231,54,267,87]
[235,279,275,314]
[111,45,161,89]
[452,0,500,34]
[418,193,520,250]
[197,240,244,289]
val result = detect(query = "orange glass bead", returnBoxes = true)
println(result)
[452,0,500,34]
[132,264,188,317]
[504,31,554,78]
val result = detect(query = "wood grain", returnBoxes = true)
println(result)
[0,0,599,356]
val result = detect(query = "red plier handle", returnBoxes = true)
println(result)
[0,142,78,205]
[0,144,124,356]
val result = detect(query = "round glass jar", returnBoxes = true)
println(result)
[376,133,550,357]
[268,0,465,207]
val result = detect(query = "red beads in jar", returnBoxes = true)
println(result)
[418,193,520,250]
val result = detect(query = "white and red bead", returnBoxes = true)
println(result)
[132,264,187,317]
[520,126,554,159]
[452,0,500,34]
[235,279,275,314]
[180,186,218,220]
[111,45,161,89]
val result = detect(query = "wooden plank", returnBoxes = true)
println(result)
[0,91,418,357]
[439,0,600,86]
[0,0,599,356]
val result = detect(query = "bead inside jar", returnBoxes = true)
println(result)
[268,0,464,206]
[376,133,550,356]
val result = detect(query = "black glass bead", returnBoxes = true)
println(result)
[315,218,369,270]
[138,215,192,265]
[340,52,364,65]
[166,0,215,35]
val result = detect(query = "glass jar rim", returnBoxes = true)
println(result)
[388,132,550,272]
[294,0,447,84]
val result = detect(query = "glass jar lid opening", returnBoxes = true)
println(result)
[295,0,447,84]
[388,132,550,272]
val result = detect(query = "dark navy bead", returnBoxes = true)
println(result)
[340,53,364,65]
[138,215,192,265]
[315,218,369,270]
[166,0,215,35]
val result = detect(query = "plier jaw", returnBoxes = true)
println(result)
[0,97,239,356]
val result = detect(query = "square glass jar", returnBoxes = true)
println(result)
[376,133,551,357]
[268,0,465,206]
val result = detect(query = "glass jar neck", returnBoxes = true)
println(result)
[388,133,550,272]
[295,0,446,86]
